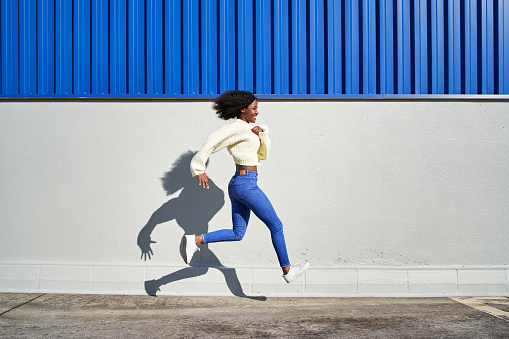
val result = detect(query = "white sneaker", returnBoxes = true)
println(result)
[180,234,199,264]
[283,262,310,283]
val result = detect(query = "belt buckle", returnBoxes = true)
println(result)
[240,170,246,175]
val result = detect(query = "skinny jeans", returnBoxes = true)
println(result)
[202,171,290,268]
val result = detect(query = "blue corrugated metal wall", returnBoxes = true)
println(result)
[1,0,508,98]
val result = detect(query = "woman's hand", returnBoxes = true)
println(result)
[137,231,156,260]
[251,126,263,135]
[196,172,210,189]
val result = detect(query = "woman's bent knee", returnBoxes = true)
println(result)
[269,223,284,236]
[233,230,246,241]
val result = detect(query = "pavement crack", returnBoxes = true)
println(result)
[0,294,46,317]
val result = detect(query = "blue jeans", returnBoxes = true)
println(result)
[202,171,290,268]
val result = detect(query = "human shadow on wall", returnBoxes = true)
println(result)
[137,151,265,300]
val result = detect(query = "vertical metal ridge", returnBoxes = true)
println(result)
[37,0,55,94]
[20,0,37,94]
[107,0,110,94]
[2,0,20,94]
[345,0,359,94]
[255,0,271,94]
[362,0,376,94]
[51,0,55,94]
[89,0,92,94]
[415,0,428,94]
[146,0,163,95]
[326,0,342,95]
[481,0,494,94]
[465,0,477,94]
[396,0,411,94]
[447,0,461,94]
[200,0,217,95]
[291,0,307,94]
[0,0,2,94]
[380,0,395,94]
[431,0,445,94]
[237,0,253,92]
[144,0,147,94]
[273,0,289,94]
[500,0,509,93]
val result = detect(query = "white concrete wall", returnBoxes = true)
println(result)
[1,100,508,296]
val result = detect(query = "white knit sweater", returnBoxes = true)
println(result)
[190,119,271,177]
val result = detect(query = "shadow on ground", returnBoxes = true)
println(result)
[137,151,265,301]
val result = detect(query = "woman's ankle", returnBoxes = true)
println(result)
[195,235,204,246]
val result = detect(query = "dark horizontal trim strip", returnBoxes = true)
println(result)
[2,94,509,101]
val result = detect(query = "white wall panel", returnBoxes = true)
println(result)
[0,99,508,295]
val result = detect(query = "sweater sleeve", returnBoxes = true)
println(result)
[257,125,271,161]
[190,125,235,177]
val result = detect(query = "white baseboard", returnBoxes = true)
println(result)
[0,263,507,297]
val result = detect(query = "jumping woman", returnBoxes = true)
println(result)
[182,90,309,283]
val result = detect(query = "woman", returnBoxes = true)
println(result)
[183,90,309,283]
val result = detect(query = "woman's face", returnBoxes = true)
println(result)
[239,100,259,123]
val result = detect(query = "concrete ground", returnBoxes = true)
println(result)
[0,293,508,338]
